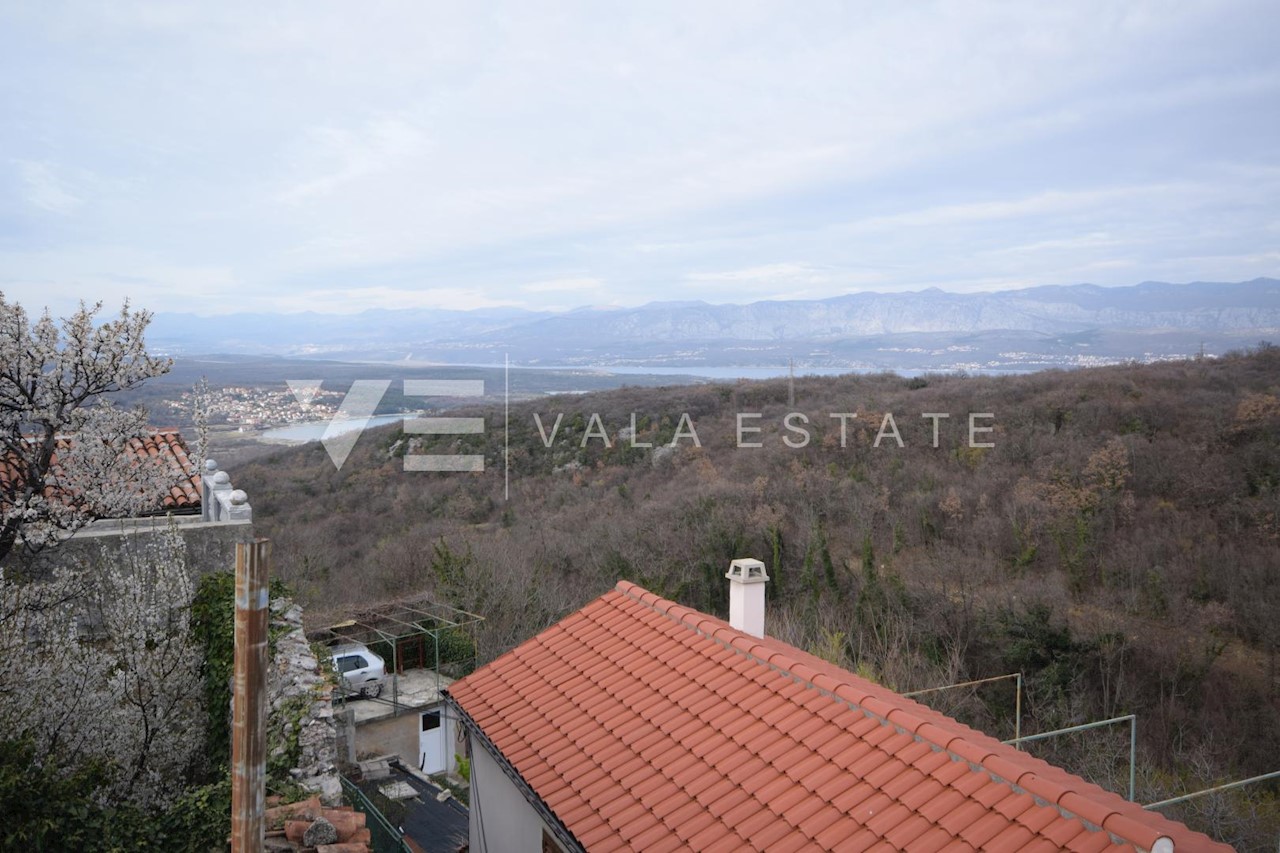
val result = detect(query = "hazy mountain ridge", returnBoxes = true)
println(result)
[501,279,1280,343]
[150,279,1280,367]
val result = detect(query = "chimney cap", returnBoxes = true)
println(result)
[726,558,769,584]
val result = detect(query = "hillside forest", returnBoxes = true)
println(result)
[238,346,1280,848]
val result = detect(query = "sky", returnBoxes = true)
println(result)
[1,1,1278,317]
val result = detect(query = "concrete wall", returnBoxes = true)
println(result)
[353,702,457,774]
[469,735,555,853]
[14,455,253,579]
[354,711,419,766]
[17,515,253,580]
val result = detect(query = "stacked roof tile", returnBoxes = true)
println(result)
[447,581,1232,852]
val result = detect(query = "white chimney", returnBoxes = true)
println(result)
[726,558,769,638]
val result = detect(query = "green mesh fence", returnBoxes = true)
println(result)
[340,775,414,853]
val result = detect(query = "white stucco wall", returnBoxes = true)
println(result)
[468,733,557,852]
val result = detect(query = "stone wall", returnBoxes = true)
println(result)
[267,597,342,805]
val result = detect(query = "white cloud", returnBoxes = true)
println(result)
[519,277,603,293]
[15,161,84,214]
[273,286,521,313]
[977,233,1125,258]
[687,263,825,283]
[275,115,432,205]
[836,185,1195,234]
[0,1,1276,313]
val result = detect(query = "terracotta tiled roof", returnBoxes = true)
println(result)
[0,429,201,515]
[125,430,202,511]
[446,581,1232,852]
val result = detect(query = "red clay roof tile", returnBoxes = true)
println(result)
[769,828,818,853]
[829,781,878,814]
[847,791,894,827]
[843,826,891,850]
[881,812,934,849]
[862,800,913,836]
[878,765,926,801]
[800,762,847,797]
[815,814,865,848]
[939,839,980,853]
[1021,839,1070,853]
[447,582,1234,852]
[1066,828,1124,853]
[865,840,902,853]
[909,824,961,853]
[960,809,1016,847]
[746,815,794,849]
[2,430,203,517]
[1041,815,1090,846]
[702,832,752,853]
[734,805,782,841]
[984,823,1037,853]
[897,777,946,812]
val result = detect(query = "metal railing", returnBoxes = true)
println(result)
[903,672,1023,747]
[340,776,414,853]
[1144,768,1280,810]
[1003,714,1137,802]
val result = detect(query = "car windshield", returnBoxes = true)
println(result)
[337,655,367,673]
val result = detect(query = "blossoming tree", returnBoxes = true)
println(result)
[0,294,172,564]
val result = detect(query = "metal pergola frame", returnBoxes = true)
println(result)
[308,596,485,716]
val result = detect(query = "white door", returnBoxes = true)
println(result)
[419,710,445,774]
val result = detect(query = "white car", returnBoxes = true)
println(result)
[331,644,386,699]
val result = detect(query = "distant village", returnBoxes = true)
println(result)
[164,385,344,430]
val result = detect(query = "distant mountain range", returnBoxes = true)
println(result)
[150,278,1280,372]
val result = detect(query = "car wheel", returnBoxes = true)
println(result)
[365,681,383,699]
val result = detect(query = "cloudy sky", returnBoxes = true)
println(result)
[2,1,1278,316]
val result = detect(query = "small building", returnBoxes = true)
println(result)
[312,597,484,779]
[446,559,1232,852]
[341,667,459,777]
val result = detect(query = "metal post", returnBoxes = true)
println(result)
[1015,673,1022,751]
[232,539,270,853]
[1129,710,1137,809]
[392,635,400,716]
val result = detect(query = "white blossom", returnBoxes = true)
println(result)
[190,376,212,476]
[0,524,202,808]
[0,294,172,562]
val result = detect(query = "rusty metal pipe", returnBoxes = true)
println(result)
[231,539,270,853]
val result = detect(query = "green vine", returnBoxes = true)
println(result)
[189,570,292,775]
